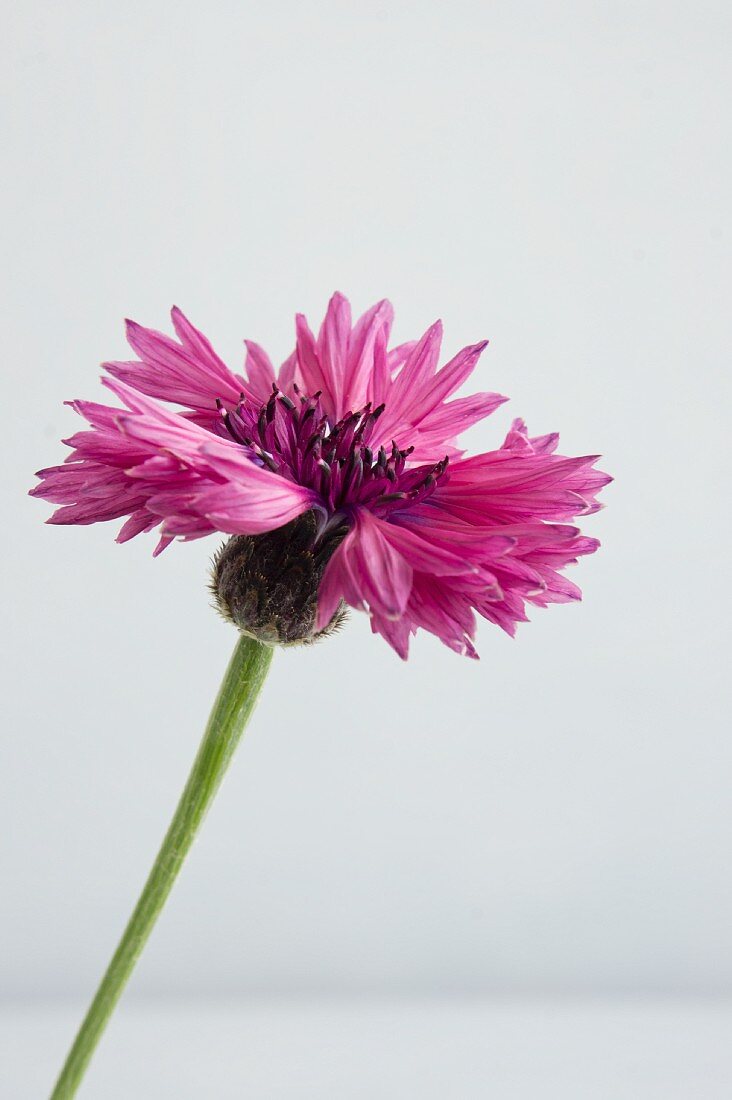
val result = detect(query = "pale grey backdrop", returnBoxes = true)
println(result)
[2,0,730,1006]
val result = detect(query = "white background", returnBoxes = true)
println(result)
[2,1,731,1095]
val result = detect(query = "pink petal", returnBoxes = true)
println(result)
[411,392,508,449]
[277,350,299,394]
[317,292,352,419]
[105,309,244,413]
[243,341,277,404]
[386,320,443,410]
[295,313,337,417]
[317,510,412,628]
[410,340,489,421]
[344,298,393,413]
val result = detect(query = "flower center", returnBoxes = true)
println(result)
[215,386,448,517]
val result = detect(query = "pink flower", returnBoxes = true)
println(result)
[31,294,610,658]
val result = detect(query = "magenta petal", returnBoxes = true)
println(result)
[369,610,413,660]
[295,313,337,417]
[317,511,412,627]
[412,392,508,448]
[116,509,158,543]
[344,298,393,413]
[276,349,299,394]
[378,519,482,576]
[317,292,352,420]
[105,310,244,413]
[243,341,277,404]
[410,340,489,421]
[383,320,443,429]
[348,511,413,618]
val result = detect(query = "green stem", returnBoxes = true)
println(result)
[50,634,273,1099]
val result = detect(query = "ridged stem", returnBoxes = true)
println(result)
[49,634,273,1099]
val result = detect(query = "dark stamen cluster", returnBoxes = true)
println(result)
[214,385,448,518]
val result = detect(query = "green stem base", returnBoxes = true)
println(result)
[50,634,273,1099]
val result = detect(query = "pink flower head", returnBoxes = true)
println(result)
[31,294,610,658]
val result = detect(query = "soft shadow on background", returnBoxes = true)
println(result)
[2,0,730,1095]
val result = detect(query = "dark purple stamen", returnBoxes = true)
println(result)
[215,388,448,517]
